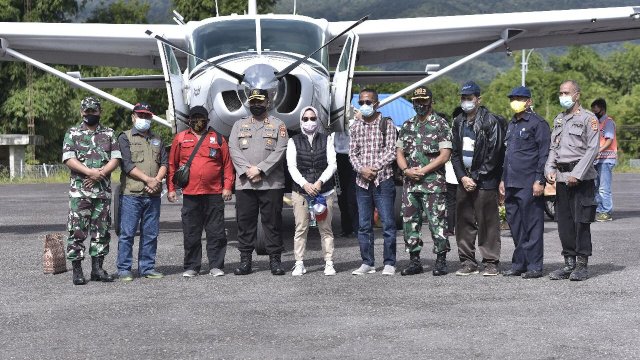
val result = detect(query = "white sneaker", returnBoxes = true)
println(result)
[352,264,375,275]
[182,270,198,278]
[381,265,396,275]
[291,261,306,276]
[324,261,336,276]
[209,268,224,277]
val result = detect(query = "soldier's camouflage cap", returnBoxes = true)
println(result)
[81,97,101,111]
[248,88,268,101]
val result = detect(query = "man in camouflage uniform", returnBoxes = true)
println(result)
[396,86,453,276]
[62,97,121,285]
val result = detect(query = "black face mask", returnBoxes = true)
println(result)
[413,104,431,117]
[250,105,267,117]
[83,114,100,126]
[595,112,604,119]
[189,119,207,133]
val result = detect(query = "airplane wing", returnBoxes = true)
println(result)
[327,6,640,66]
[0,23,185,69]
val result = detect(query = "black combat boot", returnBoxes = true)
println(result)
[234,253,252,275]
[549,256,576,280]
[432,252,448,276]
[401,253,423,276]
[569,256,589,281]
[90,256,114,282]
[72,260,87,285]
[269,254,285,275]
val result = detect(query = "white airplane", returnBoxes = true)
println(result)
[1,1,639,137]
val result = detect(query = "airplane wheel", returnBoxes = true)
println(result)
[112,183,121,236]
[544,195,556,220]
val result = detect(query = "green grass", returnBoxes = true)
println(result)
[0,168,122,185]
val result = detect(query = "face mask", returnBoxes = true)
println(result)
[302,120,318,134]
[413,104,430,117]
[359,104,375,118]
[134,117,151,132]
[594,111,604,119]
[190,119,206,133]
[461,101,476,113]
[559,95,575,110]
[83,114,100,126]
[250,105,267,117]
[510,100,527,114]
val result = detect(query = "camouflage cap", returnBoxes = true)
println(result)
[81,97,101,111]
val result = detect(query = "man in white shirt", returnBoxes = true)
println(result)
[286,106,338,276]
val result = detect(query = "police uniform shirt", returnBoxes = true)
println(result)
[545,106,599,183]
[503,111,551,188]
[228,115,288,190]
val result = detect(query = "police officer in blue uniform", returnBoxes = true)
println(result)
[499,86,550,279]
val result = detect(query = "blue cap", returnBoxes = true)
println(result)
[508,86,532,98]
[460,81,481,96]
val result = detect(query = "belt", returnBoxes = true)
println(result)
[556,160,579,173]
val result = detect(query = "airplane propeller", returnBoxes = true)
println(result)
[145,30,245,84]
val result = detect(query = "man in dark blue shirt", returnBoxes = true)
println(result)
[499,86,551,279]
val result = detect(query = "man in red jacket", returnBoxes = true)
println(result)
[168,106,234,277]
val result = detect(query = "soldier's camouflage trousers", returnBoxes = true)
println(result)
[66,197,111,260]
[402,190,450,254]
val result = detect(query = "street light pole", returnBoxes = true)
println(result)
[521,49,535,86]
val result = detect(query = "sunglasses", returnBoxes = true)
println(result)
[302,116,317,122]
[358,100,376,106]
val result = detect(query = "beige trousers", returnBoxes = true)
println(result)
[291,191,335,261]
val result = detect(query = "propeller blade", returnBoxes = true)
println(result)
[274,15,369,80]
[146,30,245,84]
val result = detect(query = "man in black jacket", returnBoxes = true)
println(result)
[451,81,506,276]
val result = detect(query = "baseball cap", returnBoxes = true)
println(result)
[81,97,101,111]
[411,86,432,100]
[460,81,481,96]
[133,102,154,115]
[507,86,532,98]
[189,105,209,118]
[248,88,268,101]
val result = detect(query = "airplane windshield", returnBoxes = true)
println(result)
[260,19,327,68]
[190,19,257,69]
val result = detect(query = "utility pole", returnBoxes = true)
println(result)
[25,0,35,163]
[521,49,535,87]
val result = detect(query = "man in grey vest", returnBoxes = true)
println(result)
[116,102,168,281]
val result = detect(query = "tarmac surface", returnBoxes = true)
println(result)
[1,174,639,359]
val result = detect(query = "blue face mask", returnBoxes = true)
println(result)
[559,95,575,110]
[359,104,375,117]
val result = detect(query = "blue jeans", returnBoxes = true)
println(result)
[594,162,615,214]
[356,178,396,266]
[117,195,161,275]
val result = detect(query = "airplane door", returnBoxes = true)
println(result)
[157,41,189,133]
[330,31,359,132]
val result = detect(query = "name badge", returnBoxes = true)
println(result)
[209,148,217,158]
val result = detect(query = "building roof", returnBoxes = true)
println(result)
[351,94,416,127]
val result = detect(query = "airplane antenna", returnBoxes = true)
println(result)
[146,30,245,84]
[214,0,220,17]
[172,10,185,25]
[275,15,369,80]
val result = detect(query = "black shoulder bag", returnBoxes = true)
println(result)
[172,132,208,188]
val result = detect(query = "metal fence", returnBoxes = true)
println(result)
[0,163,69,181]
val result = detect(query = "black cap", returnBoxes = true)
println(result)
[411,86,432,100]
[189,105,209,118]
[248,88,268,101]
[460,81,481,96]
[133,102,154,115]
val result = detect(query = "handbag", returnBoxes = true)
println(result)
[172,131,208,188]
[43,233,67,274]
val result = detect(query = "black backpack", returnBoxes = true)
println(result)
[379,116,401,183]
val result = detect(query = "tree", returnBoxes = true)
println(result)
[172,0,277,21]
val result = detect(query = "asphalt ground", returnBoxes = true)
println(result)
[1,174,639,359]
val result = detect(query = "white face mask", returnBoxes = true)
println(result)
[461,100,476,113]
[359,104,375,117]
[134,117,151,132]
[302,120,318,134]
[559,95,575,110]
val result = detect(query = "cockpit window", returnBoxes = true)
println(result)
[190,19,257,70]
[261,19,327,68]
